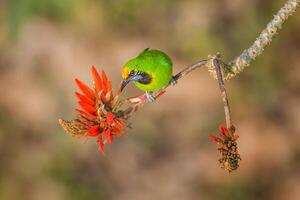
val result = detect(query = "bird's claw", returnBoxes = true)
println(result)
[145,92,156,102]
[170,76,177,86]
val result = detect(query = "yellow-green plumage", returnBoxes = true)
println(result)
[123,49,173,92]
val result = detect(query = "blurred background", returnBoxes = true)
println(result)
[0,0,300,199]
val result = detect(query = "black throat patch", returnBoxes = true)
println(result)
[137,71,152,85]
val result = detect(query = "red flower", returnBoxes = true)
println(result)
[59,66,126,155]
[210,125,238,144]
[59,66,170,155]
[210,125,241,173]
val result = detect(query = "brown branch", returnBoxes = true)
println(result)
[213,56,232,129]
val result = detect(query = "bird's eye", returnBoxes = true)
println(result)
[129,70,135,76]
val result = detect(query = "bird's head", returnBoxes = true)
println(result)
[121,66,152,92]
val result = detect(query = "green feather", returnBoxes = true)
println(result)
[123,49,173,92]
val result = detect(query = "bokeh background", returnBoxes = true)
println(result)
[0,0,300,199]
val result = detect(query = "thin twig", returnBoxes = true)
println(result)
[172,60,208,81]
[213,56,232,129]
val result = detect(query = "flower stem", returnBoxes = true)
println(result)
[213,55,232,129]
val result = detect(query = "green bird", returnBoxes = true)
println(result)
[121,48,175,101]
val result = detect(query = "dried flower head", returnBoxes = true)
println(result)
[59,66,137,155]
[210,125,241,173]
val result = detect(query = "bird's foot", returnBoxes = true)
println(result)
[170,76,177,86]
[145,92,156,102]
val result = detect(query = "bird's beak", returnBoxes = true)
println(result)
[121,74,143,92]
[121,79,131,92]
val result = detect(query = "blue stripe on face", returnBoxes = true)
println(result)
[131,74,144,82]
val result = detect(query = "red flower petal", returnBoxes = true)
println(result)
[79,101,96,114]
[107,81,113,102]
[101,71,110,94]
[115,119,125,129]
[220,126,233,138]
[112,119,125,135]
[97,137,105,155]
[218,132,225,141]
[112,127,121,135]
[87,125,100,137]
[75,79,95,100]
[101,70,108,85]
[75,92,94,106]
[210,135,218,143]
[104,129,113,143]
[115,81,123,98]
[106,80,112,93]
[75,109,96,119]
[91,66,103,93]
[106,112,115,125]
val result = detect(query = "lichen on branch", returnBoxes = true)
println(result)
[208,0,299,80]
